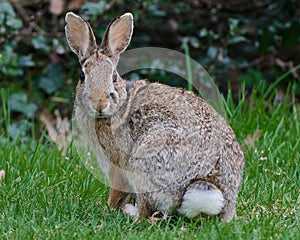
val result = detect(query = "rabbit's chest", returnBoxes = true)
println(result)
[74,108,112,175]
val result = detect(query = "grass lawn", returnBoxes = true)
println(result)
[0,86,299,239]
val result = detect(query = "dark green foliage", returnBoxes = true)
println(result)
[9,92,37,118]
[0,0,299,134]
[38,64,65,94]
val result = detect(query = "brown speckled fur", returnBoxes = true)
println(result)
[65,12,244,222]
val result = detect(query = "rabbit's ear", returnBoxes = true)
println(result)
[65,12,97,63]
[100,13,133,58]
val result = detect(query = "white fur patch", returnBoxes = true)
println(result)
[101,101,111,115]
[178,188,225,218]
[123,204,139,217]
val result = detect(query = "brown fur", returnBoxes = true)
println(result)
[65,12,244,222]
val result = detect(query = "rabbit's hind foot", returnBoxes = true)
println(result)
[178,181,224,218]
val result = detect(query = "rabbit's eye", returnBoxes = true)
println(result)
[79,71,85,82]
[112,70,118,83]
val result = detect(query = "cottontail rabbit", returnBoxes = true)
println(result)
[65,12,244,222]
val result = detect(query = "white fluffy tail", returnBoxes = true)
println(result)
[178,181,225,218]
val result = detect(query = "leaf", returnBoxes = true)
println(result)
[228,36,247,44]
[199,28,208,37]
[8,119,33,142]
[18,55,35,67]
[32,36,52,52]
[207,47,218,59]
[9,93,37,118]
[38,64,65,94]
[80,1,108,20]
[0,2,22,29]
[0,44,23,76]
[0,2,15,16]
[188,36,200,48]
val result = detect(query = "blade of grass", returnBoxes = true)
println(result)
[264,64,300,99]
[1,88,11,138]
[183,38,193,92]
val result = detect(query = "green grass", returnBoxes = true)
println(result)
[0,87,299,239]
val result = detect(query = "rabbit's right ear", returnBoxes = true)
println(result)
[65,12,97,63]
[100,13,133,58]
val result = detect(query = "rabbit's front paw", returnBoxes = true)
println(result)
[123,203,139,217]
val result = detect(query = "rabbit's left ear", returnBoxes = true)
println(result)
[65,12,97,63]
[100,13,133,58]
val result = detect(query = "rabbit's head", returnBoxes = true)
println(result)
[65,12,133,117]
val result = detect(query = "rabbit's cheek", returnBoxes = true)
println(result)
[109,91,118,103]
[102,92,119,116]
[114,85,127,103]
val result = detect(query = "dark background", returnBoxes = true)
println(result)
[0,0,299,139]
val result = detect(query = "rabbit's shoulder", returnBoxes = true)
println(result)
[128,82,216,127]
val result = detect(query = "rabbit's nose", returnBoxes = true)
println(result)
[95,94,108,112]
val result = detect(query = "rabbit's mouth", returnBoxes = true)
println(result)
[88,103,109,119]
[101,100,115,116]
[81,99,113,118]
[84,104,104,119]
[84,94,114,118]
[75,96,107,119]
[95,112,110,119]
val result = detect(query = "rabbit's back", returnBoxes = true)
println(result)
[124,82,243,199]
